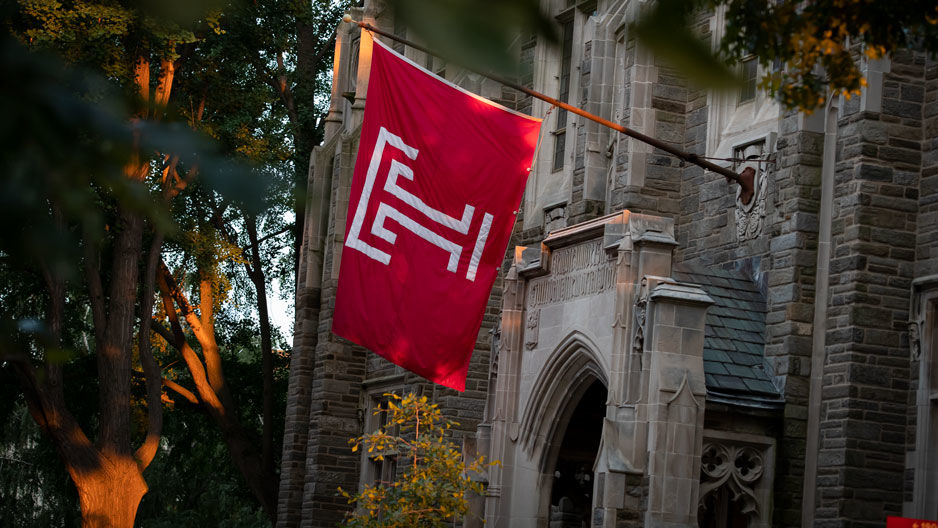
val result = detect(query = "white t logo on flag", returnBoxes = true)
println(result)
[345,126,494,281]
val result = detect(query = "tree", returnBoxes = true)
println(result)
[338,393,493,528]
[1,0,317,524]
[135,310,292,528]
[208,0,349,274]
[1,12,207,520]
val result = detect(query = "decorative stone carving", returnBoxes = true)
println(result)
[699,442,765,517]
[735,163,768,241]
[909,321,921,360]
[632,277,649,356]
[524,309,540,350]
[526,240,616,309]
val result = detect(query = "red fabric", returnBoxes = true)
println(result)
[332,38,541,391]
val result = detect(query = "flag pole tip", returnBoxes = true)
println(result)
[342,14,353,23]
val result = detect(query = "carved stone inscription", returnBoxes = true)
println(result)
[527,239,615,309]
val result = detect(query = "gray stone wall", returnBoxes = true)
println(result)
[815,49,924,526]
[608,36,635,213]
[610,62,687,219]
[675,86,826,528]
[764,115,824,527]
[297,133,368,528]
[918,51,938,278]
[277,284,319,526]
[905,43,938,513]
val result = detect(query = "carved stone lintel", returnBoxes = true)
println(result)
[735,163,768,241]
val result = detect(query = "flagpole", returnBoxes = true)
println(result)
[343,16,751,192]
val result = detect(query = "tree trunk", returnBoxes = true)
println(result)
[246,216,275,476]
[72,455,148,528]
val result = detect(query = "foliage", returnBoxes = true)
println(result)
[339,393,493,528]
[390,0,556,77]
[633,0,938,111]
[1,0,331,522]
[0,367,88,527]
[393,0,938,112]
[719,0,938,110]
[630,0,741,91]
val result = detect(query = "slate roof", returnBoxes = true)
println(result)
[672,263,784,410]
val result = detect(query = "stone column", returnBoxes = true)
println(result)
[483,248,529,528]
[641,282,713,527]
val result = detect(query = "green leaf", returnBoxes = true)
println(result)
[631,0,741,91]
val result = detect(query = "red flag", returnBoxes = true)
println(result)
[887,517,938,528]
[332,37,541,391]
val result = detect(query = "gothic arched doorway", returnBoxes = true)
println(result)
[547,380,607,528]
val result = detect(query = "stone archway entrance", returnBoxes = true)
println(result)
[547,380,607,528]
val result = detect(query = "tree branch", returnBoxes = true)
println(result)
[156,275,225,414]
[162,377,199,405]
[10,359,100,477]
[254,224,292,247]
[158,260,234,415]
[155,270,277,516]
[134,232,165,470]
[131,369,199,406]
[257,52,302,139]
[83,228,106,348]
[157,260,206,339]
[133,56,150,119]
[150,320,180,349]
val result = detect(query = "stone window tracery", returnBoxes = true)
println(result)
[698,435,774,528]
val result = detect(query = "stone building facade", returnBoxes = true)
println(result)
[277,1,938,527]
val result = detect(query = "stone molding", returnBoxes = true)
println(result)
[517,330,608,459]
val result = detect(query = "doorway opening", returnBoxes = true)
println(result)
[548,380,607,528]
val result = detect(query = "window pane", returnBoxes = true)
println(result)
[553,18,574,171]
[739,58,757,103]
[553,132,566,171]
